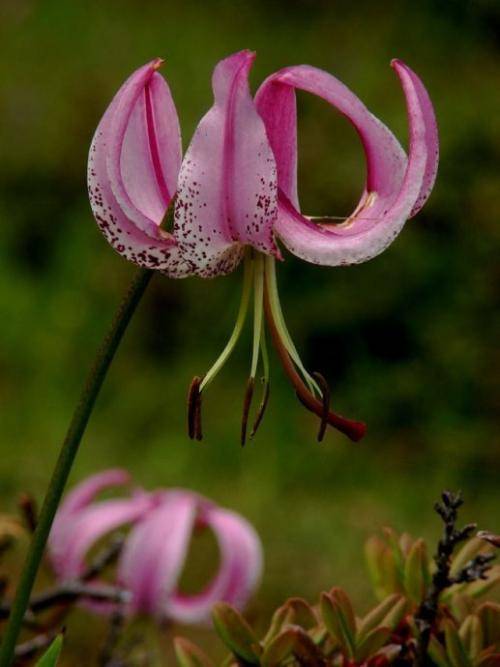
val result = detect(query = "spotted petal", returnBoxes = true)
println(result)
[88,60,192,276]
[173,50,279,278]
[255,60,438,266]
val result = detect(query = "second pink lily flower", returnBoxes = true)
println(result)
[49,469,262,624]
[88,50,438,443]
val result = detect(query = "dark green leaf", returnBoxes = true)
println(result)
[212,602,261,664]
[355,626,392,662]
[357,593,404,640]
[35,635,63,667]
[174,637,214,667]
[404,539,429,604]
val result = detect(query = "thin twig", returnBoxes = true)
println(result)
[13,628,61,663]
[0,534,126,622]
[81,534,125,582]
[99,607,126,667]
[414,491,495,667]
[0,583,128,620]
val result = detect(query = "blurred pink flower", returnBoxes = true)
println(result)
[87,52,438,443]
[48,470,262,624]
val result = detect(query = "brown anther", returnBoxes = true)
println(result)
[18,493,37,533]
[187,376,203,441]
[194,393,203,441]
[241,377,255,447]
[250,379,270,439]
[311,372,330,443]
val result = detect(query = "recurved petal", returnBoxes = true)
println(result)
[165,506,263,624]
[88,61,192,276]
[117,491,197,618]
[256,64,407,225]
[256,62,437,266]
[55,469,131,518]
[107,60,181,231]
[391,60,439,217]
[48,469,131,564]
[255,80,298,207]
[49,494,154,580]
[173,50,278,278]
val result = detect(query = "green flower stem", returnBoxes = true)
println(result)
[0,267,153,666]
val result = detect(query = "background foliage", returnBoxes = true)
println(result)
[0,0,498,663]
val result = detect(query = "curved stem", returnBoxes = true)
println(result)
[0,267,153,666]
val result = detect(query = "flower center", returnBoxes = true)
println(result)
[187,250,366,445]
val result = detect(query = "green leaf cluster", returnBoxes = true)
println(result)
[174,530,499,667]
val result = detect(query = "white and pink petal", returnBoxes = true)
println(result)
[173,50,279,278]
[117,491,198,618]
[88,60,192,276]
[49,494,153,580]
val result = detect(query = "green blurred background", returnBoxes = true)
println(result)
[0,0,499,663]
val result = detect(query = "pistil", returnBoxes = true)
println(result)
[199,256,254,393]
[263,256,321,397]
[249,332,271,439]
[263,257,366,443]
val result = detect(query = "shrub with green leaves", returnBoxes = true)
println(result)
[174,494,499,667]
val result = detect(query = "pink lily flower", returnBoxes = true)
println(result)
[48,470,263,624]
[88,51,438,444]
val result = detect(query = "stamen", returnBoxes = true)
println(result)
[250,329,270,439]
[241,377,255,447]
[187,376,203,441]
[250,254,265,379]
[264,257,321,396]
[242,253,268,444]
[199,256,254,392]
[194,393,203,441]
[311,372,330,443]
[250,378,270,439]
[263,262,366,443]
